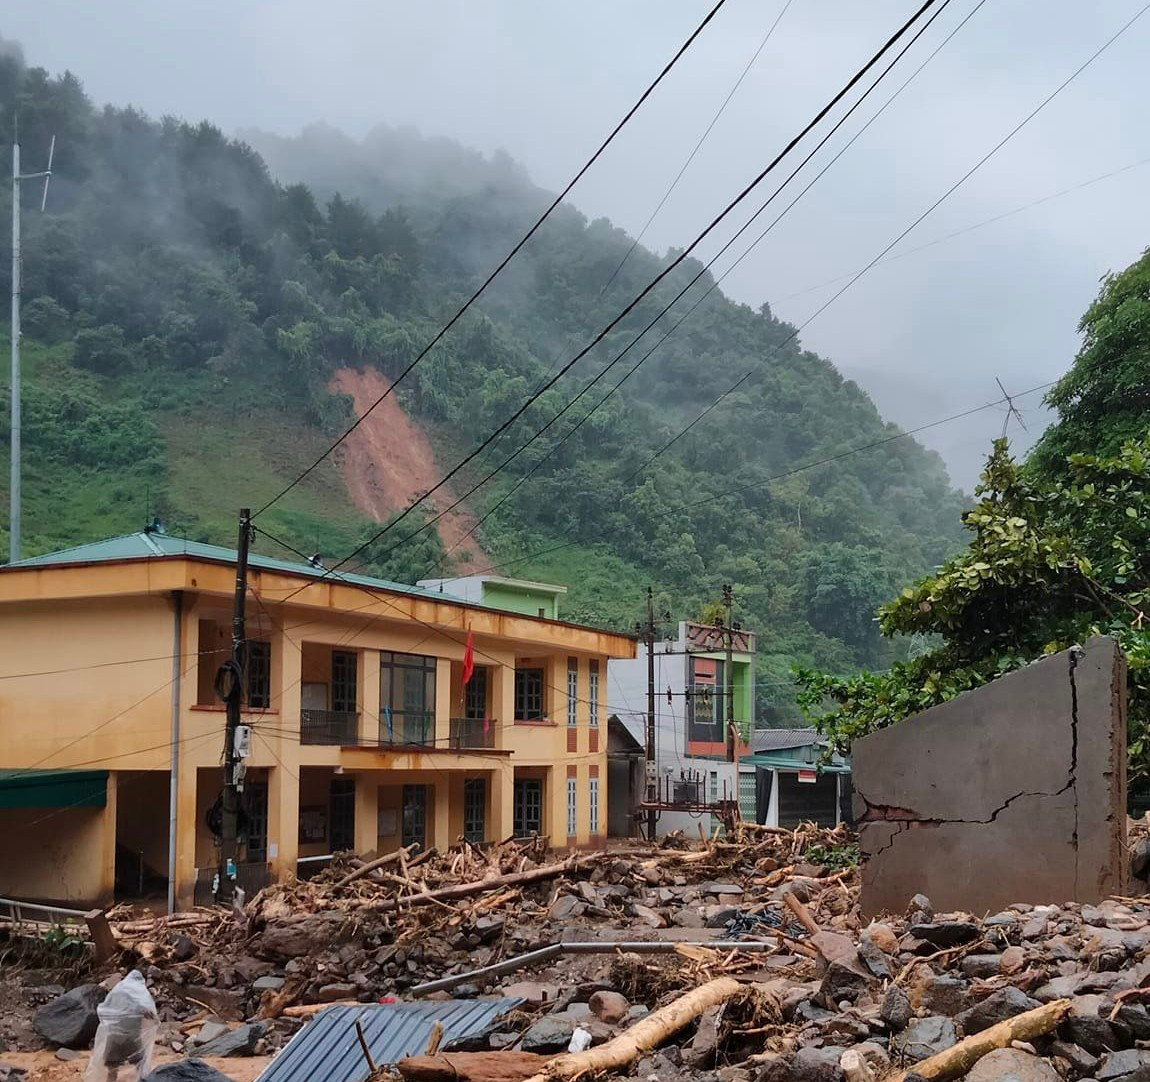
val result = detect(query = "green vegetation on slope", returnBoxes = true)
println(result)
[0,42,966,723]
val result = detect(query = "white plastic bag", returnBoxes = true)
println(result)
[85,971,159,1082]
[568,1026,593,1053]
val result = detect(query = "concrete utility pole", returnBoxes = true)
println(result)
[8,131,53,564]
[216,508,252,905]
[722,583,740,764]
[643,587,658,842]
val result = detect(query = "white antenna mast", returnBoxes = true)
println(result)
[9,126,53,564]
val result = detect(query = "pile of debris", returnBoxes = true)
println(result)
[11,822,1150,1082]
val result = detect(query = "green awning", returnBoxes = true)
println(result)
[741,755,851,774]
[0,769,109,809]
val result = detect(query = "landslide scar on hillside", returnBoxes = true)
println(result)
[329,367,487,572]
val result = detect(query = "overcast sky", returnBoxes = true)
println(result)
[6,0,1149,488]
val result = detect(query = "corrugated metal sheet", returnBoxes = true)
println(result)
[256,1000,523,1082]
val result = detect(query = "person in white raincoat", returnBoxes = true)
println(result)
[85,971,159,1082]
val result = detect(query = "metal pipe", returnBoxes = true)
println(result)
[167,590,183,914]
[410,939,782,998]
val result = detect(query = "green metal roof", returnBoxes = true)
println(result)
[0,769,109,809]
[4,531,461,604]
[741,754,851,774]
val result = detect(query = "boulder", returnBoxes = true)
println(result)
[863,923,898,954]
[501,982,560,1007]
[857,937,891,980]
[588,991,630,1025]
[912,974,968,1017]
[520,1017,576,1054]
[1096,1049,1150,1082]
[549,895,585,921]
[760,1046,847,1082]
[183,987,244,1022]
[1064,996,1121,1056]
[33,985,105,1049]
[909,921,981,948]
[193,1023,267,1058]
[880,985,913,1031]
[961,955,1006,980]
[892,1016,958,1062]
[957,988,1042,1036]
[316,983,357,1003]
[187,1022,230,1049]
[1049,1041,1100,1077]
[142,1062,235,1082]
[965,1048,1062,1082]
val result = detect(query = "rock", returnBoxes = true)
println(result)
[908,894,934,923]
[502,981,560,1006]
[54,1050,82,1062]
[588,991,630,1025]
[521,1017,576,1054]
[1097,1049,1150,1082]
[824,1015,871,1042]
[33,985,105,1049]
[317,983,356,1002]
[142,1061,236,1082]
[702,883,744,896]
[966,1048,1062,1082]
[627,1005,651,1021]
[1000,946,1028,975]
[473,917,505,943]
[183,986,245,1022]
[795,1001,835,1025]
[1113,1004,1150,1042]
[958,988,1043,1035]
[893,1016,958,1062]
[251,976,284,991]
[962,955,1007,979]
[194,1022,268,1058]
[706,906,741,929]
[856,1043,891,1076]
[1050,1042,1100,1077]
[863,923,899,954]
[910,921,981,947]
[188,1022,230,1048]
[857,937,891,980]
[761,1046,847,1082]
[629,904,665,929]
[488,1033,518,1050]
[911,974,968,1017]
[686,1004,723,1067]
[1064,997,1120,1056]
[1131,838,1150,881]
[672,908,706,929]
[171,935,197,962]
[549,895,586,921]
[880,985,913,1031]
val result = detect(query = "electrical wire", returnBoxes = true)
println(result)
[456,378,1058,581]
[621,1,1150,483]
[422,0,983,576]
[601,0,798,295]
[252,0,732,520]
[289,0,948,591]
[777,155,1150,302]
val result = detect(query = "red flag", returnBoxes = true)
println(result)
[462,628,475,686]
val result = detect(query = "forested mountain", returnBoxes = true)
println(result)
[0,42,968,723]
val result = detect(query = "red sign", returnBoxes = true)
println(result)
[797,769,818,784]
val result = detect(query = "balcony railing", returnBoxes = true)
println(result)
[450,717,496,749]
[379,713,434,747]
[300,709,360,746]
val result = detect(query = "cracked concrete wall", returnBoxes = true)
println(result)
[853,635,1127,917]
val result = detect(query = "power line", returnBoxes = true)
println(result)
[777,155,1150,302]
[601,0,798,295]
[457,379,1057,581]
[423,0,982,575]
[298,0,948,590]
[252,0,732,520]
[621,0,1150,482]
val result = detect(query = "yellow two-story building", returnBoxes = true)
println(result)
[0,530,634,909]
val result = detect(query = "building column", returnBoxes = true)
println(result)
[354,775,378,856]
[99,772,119,906]
[490,762,514,843]
[173,763,200,910]
[267,764,299,881]
[435,658,452,748]
[490,656,514,748]
[361,650,380,746]
[545,766,563,846]
[431,779,451,851]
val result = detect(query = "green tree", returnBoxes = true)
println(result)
[797,436,1150,778]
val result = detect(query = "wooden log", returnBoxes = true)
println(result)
[783,892,821,936]
[281,999,360,1018]
[335,844,419,888]
[519,976,743,1082]
[887,999,1071,1082]
[368,856,595,914]
[397,1052,553,1082]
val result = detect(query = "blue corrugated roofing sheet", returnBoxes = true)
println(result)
[256,1000,523,1082]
